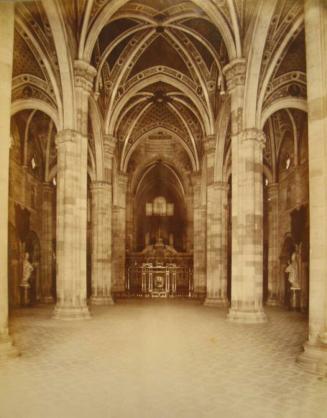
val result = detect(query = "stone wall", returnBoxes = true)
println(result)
[8,159,55,307]
[277,161,309,308]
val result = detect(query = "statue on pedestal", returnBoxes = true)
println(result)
[21,252,34,288]
[285,252,300,289]
[20,252,34,306]
[285,252,301,309]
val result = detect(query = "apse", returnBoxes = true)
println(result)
[134,161,187,252]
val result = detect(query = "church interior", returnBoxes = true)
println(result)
[0,0,327,417]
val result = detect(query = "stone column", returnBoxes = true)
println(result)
[90,182,113,305]
[223,59,266,323]
[266,183,279,306]
[54,130,90,319]
[204,181,229,307]
[112,172,128,293]
[41,182,55,303]
[0,2,17,358]
[126,189,134,252]
[192,173,206,297]
[203,135,228,307]
[297,0,327,374]
[184,191,193,252]
[54,61,96,319]
[90,135,115,304]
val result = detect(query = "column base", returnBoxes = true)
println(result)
[0,335,19,361]
[41,295,55,304]
[204,297,228,308]
[90,295,114,306]
[266,297,280,307]
[53,304,91,320]
[112,283,126,293]
[297,341,327,376]
[227,308,267,324]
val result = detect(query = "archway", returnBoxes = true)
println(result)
[135,162,187,252]
[125,159,193,297]
[9,109,57,308]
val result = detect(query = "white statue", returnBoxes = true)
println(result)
[285,252,300,289]
[21,252,34,287]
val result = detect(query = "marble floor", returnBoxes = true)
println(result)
[0,300,326,418]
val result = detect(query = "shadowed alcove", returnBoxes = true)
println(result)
[135,161,187,252]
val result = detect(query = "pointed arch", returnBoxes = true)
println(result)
[122,127,197,173]
[243,0,278,129]
[11,98,60,131]
[41,0,75,129]
[256,15,304,127]
[260,97,307,129]
[107,71,212,135]
[83,0,237,62]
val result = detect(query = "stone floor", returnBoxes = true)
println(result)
[0,300,326,418]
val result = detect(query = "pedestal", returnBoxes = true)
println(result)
[90,295,114,306]
[290,287,301,310]
[41,295,54,304]
[20,284,30,307]
[266,296,280,306]
[297,342,327,376]
[227,308,267,324]
[204,297,228,308]
[53,305,91,320]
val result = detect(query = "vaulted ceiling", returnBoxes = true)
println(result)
[11,0,307,181]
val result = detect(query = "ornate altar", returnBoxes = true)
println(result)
[126,238,193,297]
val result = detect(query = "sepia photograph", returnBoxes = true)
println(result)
[0,0,326,417]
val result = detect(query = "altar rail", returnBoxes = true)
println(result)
[126,265,193,297]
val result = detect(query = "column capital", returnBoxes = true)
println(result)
[267,182,279,196]
[74,60,97,93]
[104,135,117,157]
[203,135,216,155]
[223,58,246,92]
[212,181,229,192]
[90,180,111,192]
[190,171,202,187]
[241,128,266,147]
[55,129,87,148]
[42,181,54,192]
[117,171,129,188]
